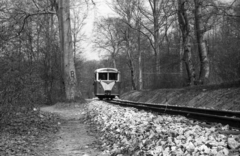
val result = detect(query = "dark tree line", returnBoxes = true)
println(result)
[1,0,240,118]
[0,0,88,122]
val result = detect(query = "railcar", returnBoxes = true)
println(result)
[93,68,120,100]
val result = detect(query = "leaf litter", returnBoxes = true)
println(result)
[0,108,60,156]
[86,100,240,156]
[2,100,239,156]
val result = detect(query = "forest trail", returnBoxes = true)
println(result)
[40,102,103,156]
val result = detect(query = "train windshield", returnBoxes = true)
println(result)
[98,72,118,80]
[99,73,107,80]
[109,73,118,80]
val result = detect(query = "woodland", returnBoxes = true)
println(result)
[88,0,240,96]
[0,0,240,116]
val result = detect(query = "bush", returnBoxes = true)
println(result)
[0,58,46,124]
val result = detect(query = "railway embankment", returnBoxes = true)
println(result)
[121,84,240,111]
[87,100,240,155]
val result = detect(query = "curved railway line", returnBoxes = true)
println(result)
[107,99,240,129]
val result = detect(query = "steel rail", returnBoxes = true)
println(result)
[108,99,240,129]
[112,99,240,118]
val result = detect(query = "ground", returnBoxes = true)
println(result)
[121,85,240,111]
[39,85,240,155]
[40,101,105,156]
[1,84,239,155]
[0,100,107,156]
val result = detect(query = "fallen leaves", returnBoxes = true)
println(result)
[0,108,60,156]
[86,100,240,156]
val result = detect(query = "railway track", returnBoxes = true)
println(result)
[107,99,240,129]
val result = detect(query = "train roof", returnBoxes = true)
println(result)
[94,68,119,73]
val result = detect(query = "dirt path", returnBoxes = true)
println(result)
[41,102,104,156]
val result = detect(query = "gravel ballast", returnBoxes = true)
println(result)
[86,100,240,156]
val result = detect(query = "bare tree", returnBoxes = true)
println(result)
[113,0,138,90]
[0,0,64,107]
[135,0,143,90]
[136,17,143,90]
[53,0,82,100]
[138,0,163,76]
[178,0,197,85]
[193,0,208,84]
[70,0,88,59]
[136,0,176,87]
[193,0,219,84]
[94,18,124,68]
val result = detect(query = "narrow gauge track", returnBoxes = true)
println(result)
[107,99,240,129]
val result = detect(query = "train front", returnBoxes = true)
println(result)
[94,68,120,100]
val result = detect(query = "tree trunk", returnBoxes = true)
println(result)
[45,12,53,104]
[198,35,209,84]
[138,19,143,90]
[129,60,137,90]
[55,0,82,100]
[126,39,136,90]
[179,33,184,76]
[123,6,137,90]
[178,0,197,86]
[194,0,210,84]
[112,54,117,68]
[183,39,196,85]
[152,0,161,86]
[154,34,160,75]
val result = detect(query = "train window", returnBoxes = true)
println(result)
[109,73,118,80]
[99,73,107,80]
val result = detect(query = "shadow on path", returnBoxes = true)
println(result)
[41,102,104,156]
